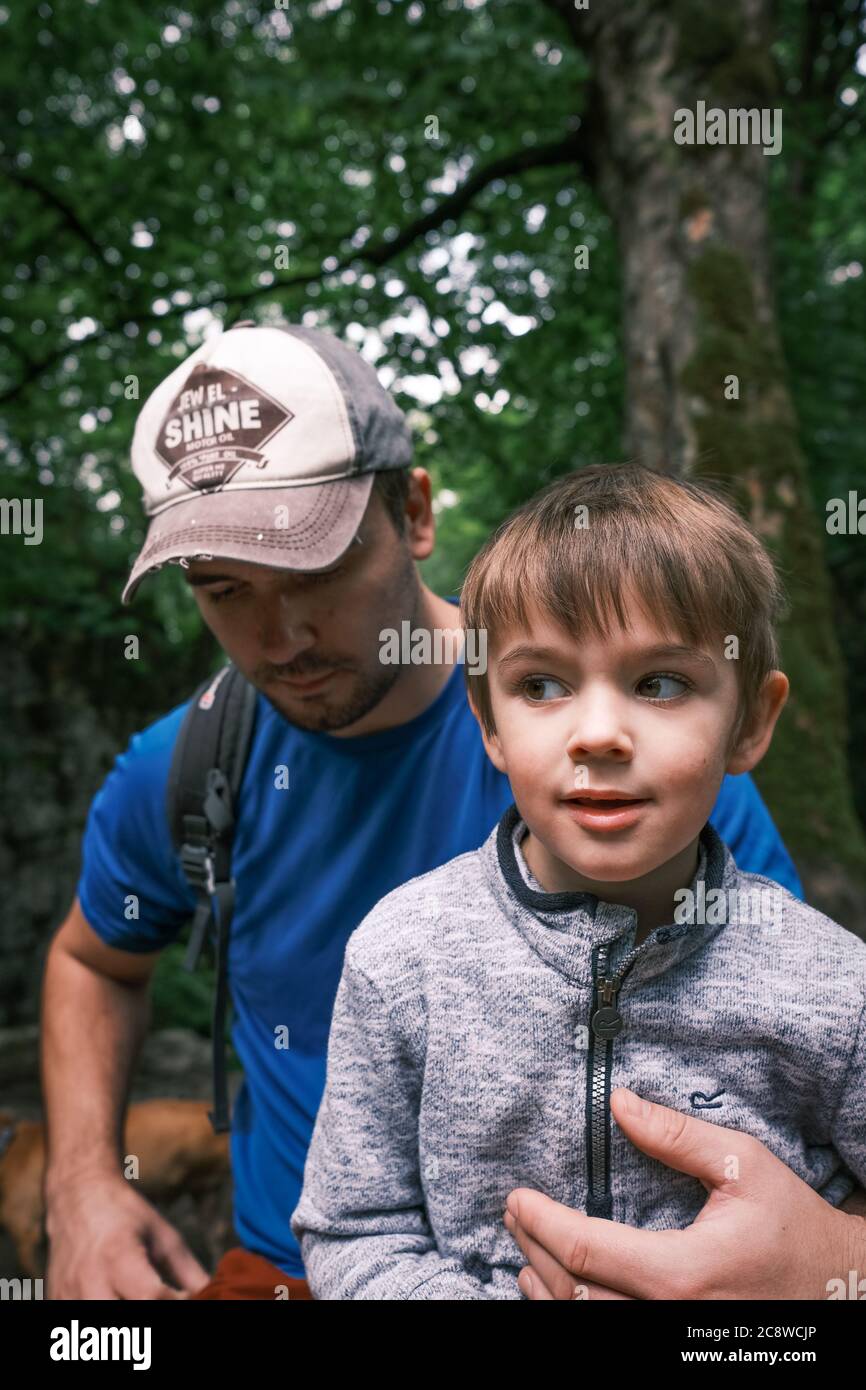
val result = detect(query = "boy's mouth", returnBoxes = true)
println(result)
[564,791,647,807]
[561,791,650,831]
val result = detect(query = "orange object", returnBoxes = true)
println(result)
[191,1246,314,1300]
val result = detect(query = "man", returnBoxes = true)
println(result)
[40,321,864,1300]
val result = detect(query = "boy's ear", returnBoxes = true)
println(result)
[466,683,508,774]
[726,671,789,775]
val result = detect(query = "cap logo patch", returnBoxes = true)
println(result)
[156,363,293,492]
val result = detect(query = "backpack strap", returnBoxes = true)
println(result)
[166,663,258,1134]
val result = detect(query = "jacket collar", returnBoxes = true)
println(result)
[481,802,739,988]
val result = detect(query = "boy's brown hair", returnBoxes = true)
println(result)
[460,463,785,752]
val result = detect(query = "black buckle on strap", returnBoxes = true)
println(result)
[180,842,211,889]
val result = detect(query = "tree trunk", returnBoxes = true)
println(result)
[549,0,866,928]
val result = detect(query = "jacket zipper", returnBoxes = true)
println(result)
[585,937,651,1219]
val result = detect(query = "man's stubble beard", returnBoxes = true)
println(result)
[258,548,422,733]
[265,659,403,732]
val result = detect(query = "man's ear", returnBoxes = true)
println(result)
[466,683,507,774]
[726,671,789,775]
[404,467,436,561]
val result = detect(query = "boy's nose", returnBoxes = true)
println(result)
[565,695,634,762]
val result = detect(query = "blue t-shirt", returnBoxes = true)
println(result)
[77,605,803,1278]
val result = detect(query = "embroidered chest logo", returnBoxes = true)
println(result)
[690,1088,726,1110]
[156,362,293,493]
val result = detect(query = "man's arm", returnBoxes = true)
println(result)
[42,897,156,1190]
[291,955,519,1299]
[41,897,207,1299]
[41,704,210,1298]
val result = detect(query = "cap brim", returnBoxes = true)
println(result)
[121,473,374,605]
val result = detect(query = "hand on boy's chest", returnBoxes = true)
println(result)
[420,974,796,1195]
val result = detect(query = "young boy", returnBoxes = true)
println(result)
[290,464,866,1299]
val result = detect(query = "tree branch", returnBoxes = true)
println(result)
[359,132,592,264]
[2,163,107,262]
[0,131,591,407]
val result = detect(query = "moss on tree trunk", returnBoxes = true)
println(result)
[557,0,866,921]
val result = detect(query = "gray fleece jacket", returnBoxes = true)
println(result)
[290,804,866,1300]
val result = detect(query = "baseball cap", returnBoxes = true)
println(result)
[121,321,413,604]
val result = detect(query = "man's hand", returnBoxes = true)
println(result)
[504,1087,866,1300]
[45,1173,210,1300]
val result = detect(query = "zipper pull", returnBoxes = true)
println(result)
[591,977,623,1039]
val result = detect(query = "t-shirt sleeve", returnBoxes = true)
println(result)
[77,704,197,953]
[709,772,804,899]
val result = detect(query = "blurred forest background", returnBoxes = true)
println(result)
[1,0,865,1036]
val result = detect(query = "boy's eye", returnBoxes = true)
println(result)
[519,675,568,702]
[636,672,693,702]
[208,586,241,604]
